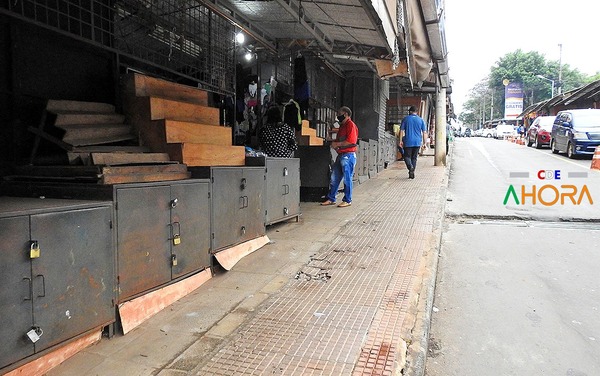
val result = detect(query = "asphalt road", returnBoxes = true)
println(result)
[426,137,600,376]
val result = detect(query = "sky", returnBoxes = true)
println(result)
[444,0,600,116]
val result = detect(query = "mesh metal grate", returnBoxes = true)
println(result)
[2,0,236,94]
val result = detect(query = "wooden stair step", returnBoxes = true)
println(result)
[166,143,245,167]
[72,145,150,153]
[100,164,190,185]
[126,73,208,106]
[60,124,133,142]
[67,134,137,147]
[91,152,171,166]
[297,135,324,146]
[298,127,317,137]
[146,97,220,125]
[54,113,126,126]
[164,120,231,145]
[47,100,116,114]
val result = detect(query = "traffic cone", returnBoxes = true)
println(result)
[591,146,600,170]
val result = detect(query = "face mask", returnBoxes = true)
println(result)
[336,115,345,122]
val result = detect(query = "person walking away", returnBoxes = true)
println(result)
[321,106,358,207]
[258,106,297,157]
[400,106,427,179]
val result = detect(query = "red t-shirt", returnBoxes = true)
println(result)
[337,119,358,153]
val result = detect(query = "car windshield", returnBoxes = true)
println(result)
[540,124,553,131]
[573,112,600,128]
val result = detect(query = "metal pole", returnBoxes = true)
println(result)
[435,87,447,166]
[558,43,563,94]
[490,91,494,120]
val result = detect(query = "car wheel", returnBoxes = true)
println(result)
[527,136,533,147]
[551,139,559,154]
[567,142,577,159]
[486,133,492,138]
[534,137,542,149]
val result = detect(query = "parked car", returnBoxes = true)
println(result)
[551,109,600,158]
[494,122,515,139]
[527,116,555,148]
[481,127,494,138]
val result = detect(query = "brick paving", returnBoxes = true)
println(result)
[194,159,447,376]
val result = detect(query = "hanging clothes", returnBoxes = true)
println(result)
[293,55,310,119]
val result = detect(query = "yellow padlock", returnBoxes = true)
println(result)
[173,235,181,245]
[30,241,41,259]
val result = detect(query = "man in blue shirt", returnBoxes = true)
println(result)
[400,106,428,179]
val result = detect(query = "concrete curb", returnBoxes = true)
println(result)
[404,148,453,376]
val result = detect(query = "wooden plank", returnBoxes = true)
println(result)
[91,152,171,165]
[298,127,317,137]
[127,73,209,106]
[174,143,245,167]
[46,100,115,114]
[27,126,74,151]
[164,120,231,145]
[4,330,101,376]
[61,124,132,143]
[148,97,220,125]
[297,135,324,146]
[67,134,137,147]
[214,235,270,270]
[118,269,212,334]
[54,113,126,126]
[72,145,150,153]
[100,171,190,184]
[302,119,310,128]
[100,164,190,184]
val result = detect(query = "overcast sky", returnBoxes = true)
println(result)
[445,0,600,116]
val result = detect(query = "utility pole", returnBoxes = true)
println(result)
[490,90,494,120]
[558,43,563,94]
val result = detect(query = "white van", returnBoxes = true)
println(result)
[494,122,515,139]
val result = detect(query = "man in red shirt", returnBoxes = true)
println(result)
[321,106,358,207]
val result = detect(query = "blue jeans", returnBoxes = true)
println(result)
[326,152,356,203]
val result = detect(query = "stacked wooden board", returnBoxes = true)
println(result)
[25,99,190,184]
[123,73,245,166]
[296,119,324,146]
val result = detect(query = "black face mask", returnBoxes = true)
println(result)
[337,115,345,122]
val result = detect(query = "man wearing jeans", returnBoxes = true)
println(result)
[321,106,358,208]
[400,106,427,179]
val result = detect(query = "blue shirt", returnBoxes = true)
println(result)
[401,114,427,147]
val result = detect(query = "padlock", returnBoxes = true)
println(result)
[26,327,43,343]
[30,241,41,259]
[173,235,181,245]
[171,254,178,266]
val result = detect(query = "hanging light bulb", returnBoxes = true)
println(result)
[244,51,253,61]
[235,32,245,44]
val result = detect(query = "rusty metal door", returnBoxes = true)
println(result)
[210,168,242,252]
[240,167,265,243]
[30,206,114,352]
[170,181,211,278]
[116,185,171,301]
[0,216,35,369]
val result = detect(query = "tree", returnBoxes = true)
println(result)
[460,50,589,120]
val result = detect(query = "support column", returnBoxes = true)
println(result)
[434,87,447,166]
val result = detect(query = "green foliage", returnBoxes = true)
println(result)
[460,49,591,124]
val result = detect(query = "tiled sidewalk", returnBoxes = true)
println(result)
[46,157,447,376]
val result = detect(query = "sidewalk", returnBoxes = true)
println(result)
[46,156,448,376]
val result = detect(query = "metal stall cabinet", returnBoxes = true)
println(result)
[113,180,211,301]
[368,139,378,178]
[191,167,265,252]
[357,140,369,183]
[0,197,114,371]
[1,179,211,303]
[247,157,301,225]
